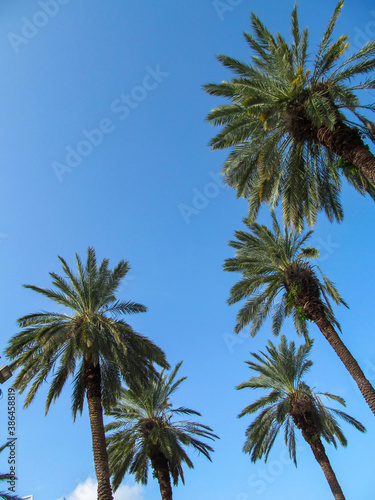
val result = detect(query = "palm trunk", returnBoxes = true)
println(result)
[307,435,346,499]
[305,304,375,417]
[85,358,114,500]
[290,398,345,499]
[150,453,173,500]
[285,264,375,417]
[316,122,375,184]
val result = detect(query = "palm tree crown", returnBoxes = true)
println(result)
[205,1,375,229]
[238,336,365,463]
[224,213,346,337]
[6,247,167,415]
[105,362,218,496]
[237,336,365,499]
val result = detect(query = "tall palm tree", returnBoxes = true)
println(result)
[105,362,218,500]
[237,336,366,500]
[224,214,375,416]
[204,1,375,229]
[5,248,168,500]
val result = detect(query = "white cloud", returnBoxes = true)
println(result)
[67,477,144,500]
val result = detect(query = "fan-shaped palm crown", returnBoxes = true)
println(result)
[205,1,375,229]
[237,336,365,499]
[224,215,375,418]
[105,362,218,499]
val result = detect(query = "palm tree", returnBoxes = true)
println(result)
[5,248,168,500]
[237,336,366,500]
[105,362,218,500]
[204,1,375,229]
[224,214,375,416]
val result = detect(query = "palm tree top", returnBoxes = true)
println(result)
[21,247,147,318]
[106,362,219,491]
[224,213,348,337]
[204,1,375,229]
[237,336,366,465]
[5,247,168,417]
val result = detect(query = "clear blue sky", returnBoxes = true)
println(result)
[0,1,374,499]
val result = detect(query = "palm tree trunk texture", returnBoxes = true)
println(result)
[85,359,114,500]
[286,265,375,417]
[307,308,375,418]
[150,453,173,500]
[316,122,375,184]
[291,400,346,500]
[308,437,346,500]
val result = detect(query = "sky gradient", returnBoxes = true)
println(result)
[0,1,375,499]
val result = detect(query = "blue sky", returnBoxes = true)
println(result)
[0,0,375,499]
